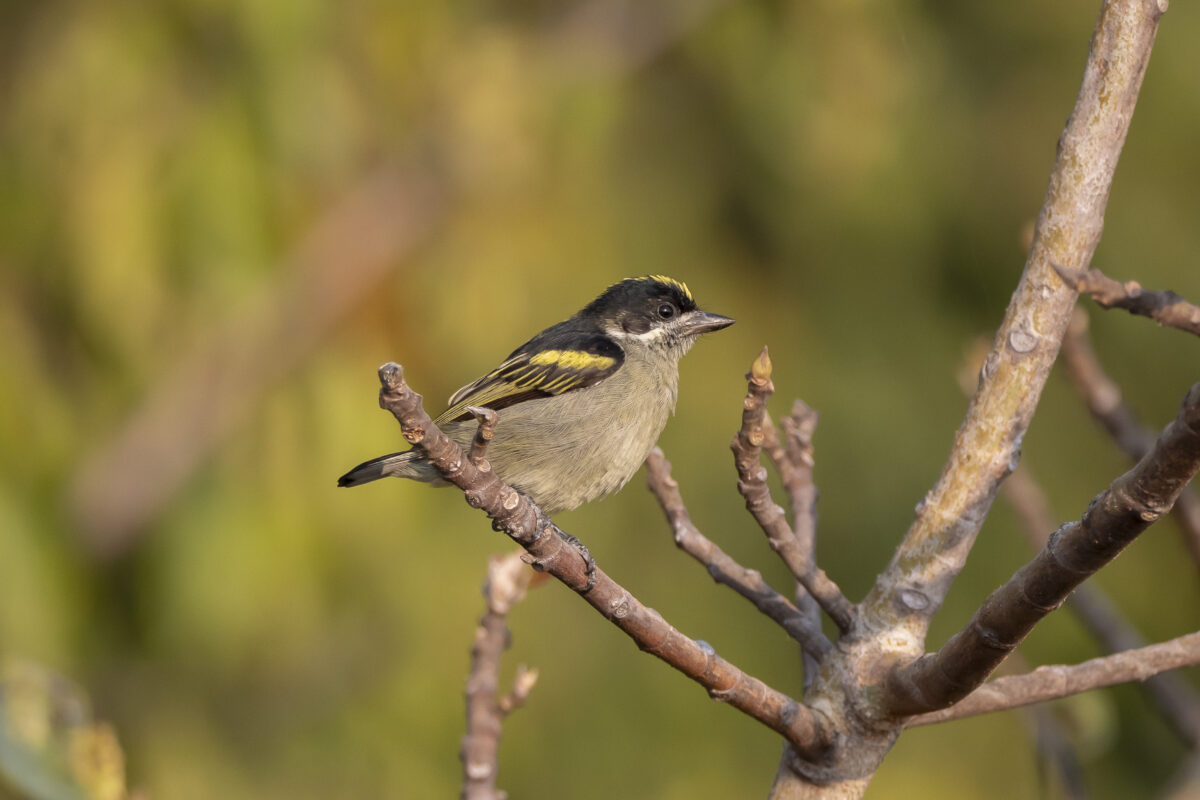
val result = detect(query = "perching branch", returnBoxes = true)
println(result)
[905,631,1200,727]
[373,362,833,761]
[1062,310,1200,568]
[860,0,1168,637]
[645,449,832,659]
[733,348,854,632]
[461,551,539,800]
[1054,265,1200,338]
[885,382,1200,716]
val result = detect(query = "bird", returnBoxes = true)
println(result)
[337,275,734,514]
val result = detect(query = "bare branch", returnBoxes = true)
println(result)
[905,631,1200,727]
[780,402,821,551]
[461,551,537,800]
[645,449,832,659]
[1005,466,1200,746]
[861,0,1169,638]
[763,403,826,690]
[885,383,1200,716]
[1062,311,1200,568]
[1055,265,1200,338]
[1062,311,1156,455]
[373,363,833,761]
[733,348,854,631]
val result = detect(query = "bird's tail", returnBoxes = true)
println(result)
[337,451,423,487]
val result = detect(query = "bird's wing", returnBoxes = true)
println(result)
[436,334,625,424]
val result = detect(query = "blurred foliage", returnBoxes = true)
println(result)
[0,660,128,800]
[1,0,1198,797]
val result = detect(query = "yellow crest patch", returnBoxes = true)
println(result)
[632,274,693,301]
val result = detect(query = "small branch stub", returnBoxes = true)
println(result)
[466,406,499,471]
[1055,264,1200,337]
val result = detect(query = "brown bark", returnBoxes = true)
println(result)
[732,348,854,631]
[1056,265,1200,337]
[645,450,832,658]
[884,384,1200,716]
[374,362,833,761]
[461,552,538,800]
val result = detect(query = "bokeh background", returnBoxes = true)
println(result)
[2,0,1199,797]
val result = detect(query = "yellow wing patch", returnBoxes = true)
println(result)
[529,350,618,371]
[438,339,625,424]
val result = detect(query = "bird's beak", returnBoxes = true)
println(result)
[680,310,736,336]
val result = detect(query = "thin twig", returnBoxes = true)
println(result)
[886,383,1200,716]
[732,348,854,632]
[373,362,833,762]
[1062,310,1200,569]
[763,403,825,690]
[461,551,537,800]
[780,402,821,553]
[905,631,1200,727]
[645,449,832,658]
[1055,265,1200,338]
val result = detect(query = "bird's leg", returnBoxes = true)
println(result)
[552,528,596,594]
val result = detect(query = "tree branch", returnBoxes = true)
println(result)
[1004,466,1200,746]
[645,449,832,659]
[1054,265,1200,338]
[1062,310,1200,569]
[860,0,1169,638]
[733,348,854,632]
[905,631,1200,727]
[461,551,538,800]
[885,382,1200,716]
[763,404,825,690]
[373,362,833,761]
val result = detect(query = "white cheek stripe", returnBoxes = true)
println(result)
[607,325,670,344]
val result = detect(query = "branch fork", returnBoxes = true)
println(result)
[372,362,833,761]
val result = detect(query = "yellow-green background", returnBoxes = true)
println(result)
[2,0,1198,797]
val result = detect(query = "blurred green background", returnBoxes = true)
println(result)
[2,0,1199,797]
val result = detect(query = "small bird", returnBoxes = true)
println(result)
[337,276,734,513]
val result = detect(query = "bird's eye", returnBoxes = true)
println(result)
[657,303,676,320]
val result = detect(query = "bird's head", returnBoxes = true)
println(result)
[581,275,735,359]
